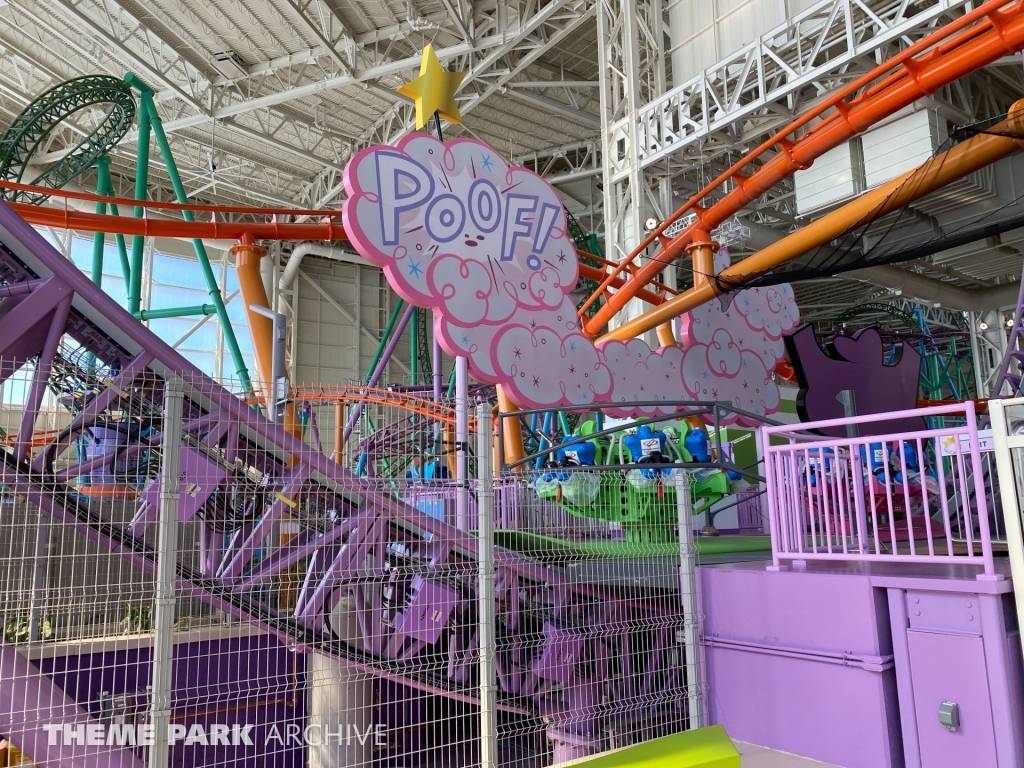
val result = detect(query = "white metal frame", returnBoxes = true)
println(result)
[987,397,1024,664]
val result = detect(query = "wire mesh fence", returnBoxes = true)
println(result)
[0,357,705,768]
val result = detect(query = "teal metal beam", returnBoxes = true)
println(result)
[411,307,419,386]
[126,73,252,392]
[125,74,152,317]
[365,300,404,383]
[134,305,216,321]
[90,157,110,289]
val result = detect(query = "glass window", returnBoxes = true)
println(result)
[32,229,253,384]
[2,362,34,405]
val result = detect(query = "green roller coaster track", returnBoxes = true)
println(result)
[0,73,253,392]
[0,76,136,205]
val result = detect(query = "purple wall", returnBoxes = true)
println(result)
[700,563,903,768]
[37,632,307,768]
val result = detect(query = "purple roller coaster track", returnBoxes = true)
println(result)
[0,199,689,759]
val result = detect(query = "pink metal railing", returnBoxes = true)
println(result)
[762,402,996,576]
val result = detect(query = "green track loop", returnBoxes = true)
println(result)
[0,75,136,204]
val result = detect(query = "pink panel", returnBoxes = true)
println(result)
[907,630,997,768]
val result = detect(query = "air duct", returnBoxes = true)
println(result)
[279,242,368,293]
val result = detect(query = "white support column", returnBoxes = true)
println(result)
[455,356,470,530]
[597,0,667,342]
[476,402,498,768]
[148,378,184,768]
[988,400,1024,669]
[674,471,704,729]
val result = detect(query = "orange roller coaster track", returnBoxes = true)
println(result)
[8,0,1024,343]
[6,198,677,308]
[578,0,1024,338]
[286,386,472,428]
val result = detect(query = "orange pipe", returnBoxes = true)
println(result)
[11,202,342,241]
[15,198,662,314]
[230,239,301,440]
[601,100,1024,342]
[655,322,677,348]
[335,402,345,464]
[0,177,340,217]
[582,0,1024,337]
[688,236,718,289]
[496,386,526,467]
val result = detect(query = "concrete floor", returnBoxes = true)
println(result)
[735,741,843,767]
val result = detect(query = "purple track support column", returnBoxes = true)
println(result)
[0,278,71,372]
[15,294,72,462]
[342,303,415,446]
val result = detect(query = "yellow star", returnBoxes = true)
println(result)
[397,44,466,130]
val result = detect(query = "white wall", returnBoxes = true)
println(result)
[667,0,821,86]
[293,256,405,388]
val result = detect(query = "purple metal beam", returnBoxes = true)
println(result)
[15,294,72,461]
[31,351,154,473]
[0,278,72,374]
[220,464,310,582]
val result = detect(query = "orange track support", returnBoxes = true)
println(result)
[580,0,1024,338]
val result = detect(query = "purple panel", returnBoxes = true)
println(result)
[0,645,145,768]
[700,564,902,768]
[705,643,900,768]
[140,446,228,525]
[531,623,586,685]
[38,633,306,768]
[907,630,997,768]
[786,325,926,437]
[394,576,458,644]
[906,590,983,636]
[701,565,890,656]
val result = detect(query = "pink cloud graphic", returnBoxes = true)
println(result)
[344,139,799,418]
[681,339,780,425]
[598,339,685,417]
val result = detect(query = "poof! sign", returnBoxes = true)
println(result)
[343,135,576,317]
[342,135,801,419]
[343,134,601,410]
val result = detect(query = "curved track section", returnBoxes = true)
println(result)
[0,76,136,204]
[0,200,687,740]
[579,0,1024,338]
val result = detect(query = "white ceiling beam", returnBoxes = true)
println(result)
[509,81,599,88]
[503,89,601,128]
[25,0,205,109]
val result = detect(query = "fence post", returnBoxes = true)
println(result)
[476,402,498,768]
[674,470,703,729]
[149,377,184,768]
[990,401,1024,636]
[456,356,470,530]
[965,400,997,578]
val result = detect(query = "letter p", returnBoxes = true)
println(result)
[375,151,435,245]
